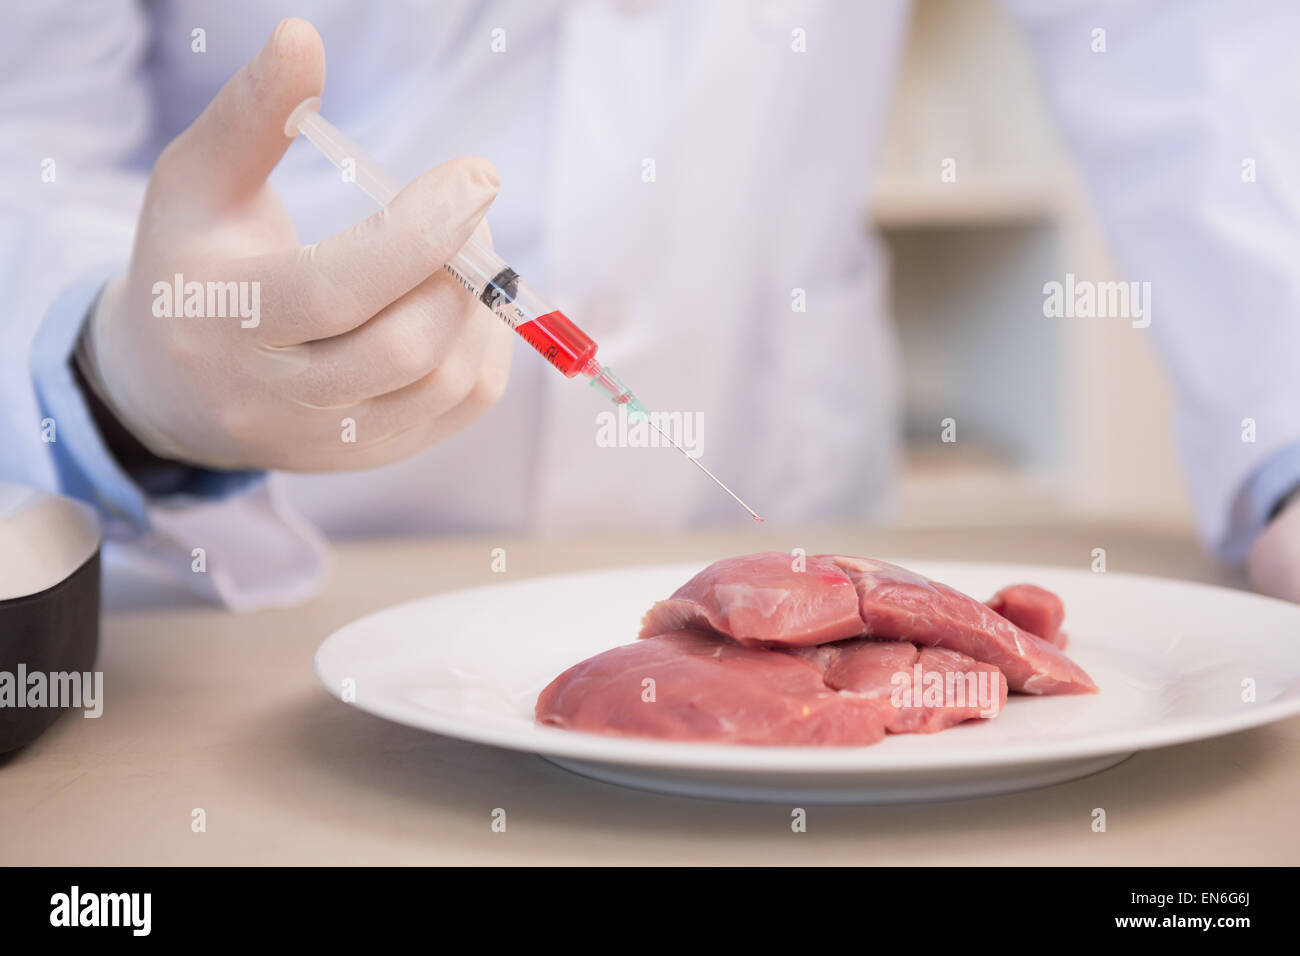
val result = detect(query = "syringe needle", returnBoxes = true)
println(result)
[643,419,764,523]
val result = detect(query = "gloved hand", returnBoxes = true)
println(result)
[77,18,511,472]
[1249,494,1300,603]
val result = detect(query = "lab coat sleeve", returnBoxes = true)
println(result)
[1,1,329,609]
[1002,0,1300,562]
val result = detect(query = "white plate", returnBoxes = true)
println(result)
[314,560,1300,803]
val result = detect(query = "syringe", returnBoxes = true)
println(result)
[284,97,761,522]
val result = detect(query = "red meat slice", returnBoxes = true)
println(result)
[638,552,864,647]
[535,630,892,746]
[637,553,1096,695]
[986,583,1067,649]
[827,556,1096,695]
[883,646,1007,731]
[536,632,1008,746]
[789,640,1007,732]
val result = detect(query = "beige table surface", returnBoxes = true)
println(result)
[2,520,1296,866]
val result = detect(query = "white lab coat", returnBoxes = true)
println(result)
[2,0,1299,608]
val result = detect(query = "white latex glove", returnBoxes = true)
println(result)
[1249,494,1300,603]
[77,18,511,471]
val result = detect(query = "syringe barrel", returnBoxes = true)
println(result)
[287,97,402,206]
[446,241,596,377]
[286,98,597,377]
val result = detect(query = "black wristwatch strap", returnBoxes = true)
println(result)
[69,355,199,496]
[1269,482,1300,523]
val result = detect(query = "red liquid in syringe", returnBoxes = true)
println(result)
[515,310,596,377]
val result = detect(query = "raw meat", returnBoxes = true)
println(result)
[537,552,1097,747]
[828,556,1095,695]
[640,553,1095,695]
[987,583,1067,649]
[535,631,1006,746]
[808,640,1008,732]
[638,552,1095,695]
[535,629,892,746]
[638,552,864,647]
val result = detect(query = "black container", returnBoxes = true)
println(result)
[0,485,102,754]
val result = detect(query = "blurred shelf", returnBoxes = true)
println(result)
[870,178,1061,228]
[896,446,1068,526]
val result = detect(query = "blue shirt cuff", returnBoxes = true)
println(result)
[29,267,265,531]
[1241,441,1300,544]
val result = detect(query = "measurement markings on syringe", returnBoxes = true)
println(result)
[480,267,527,329]
[443,264,526,330]
[442,263,479,298]
[443,263,529,330]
